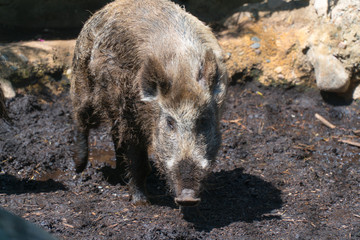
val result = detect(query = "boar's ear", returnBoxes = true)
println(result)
[198,50,227,103]
[139,57,171,102]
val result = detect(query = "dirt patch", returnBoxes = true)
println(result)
[1,80,359,239]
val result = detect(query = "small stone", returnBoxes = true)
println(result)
[338,41,347,49]
[9,65,18,71]
[255,49,261,55]
[18,54,28,63]
[250,42,261,49]
[224,52,231,60]
[266,59,270,63]
[66,68,72,76]
[0,54,8,61]
[251,36,260,42]
[274,66,283,74]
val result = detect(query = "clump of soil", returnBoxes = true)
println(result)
[0,80,359,239]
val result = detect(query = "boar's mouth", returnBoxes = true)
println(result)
[175,189,200,206]
[172,158,206,207]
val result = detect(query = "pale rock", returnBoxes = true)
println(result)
[331,0,359,26]
[353,84,360,99]
[314,0,328,17]
[274,66,283,74]
[308,48,350,93]
[0,78,15,98]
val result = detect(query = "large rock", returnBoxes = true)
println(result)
[219,0,314,85]
[0,40,75,97]
[0,79,15,99]
[307,0,360,94]
[307,47,350,92]
[0,0,359,99]
[0,85,9,121]
[219,0,359,98]
[313,0,328,17]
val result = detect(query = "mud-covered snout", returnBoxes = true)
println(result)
[171,158,207,207]
[175,189,201,206]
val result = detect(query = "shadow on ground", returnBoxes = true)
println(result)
[144,166,282,232]
[0,174,67,195]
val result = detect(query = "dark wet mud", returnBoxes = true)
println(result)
[1,80,359,239]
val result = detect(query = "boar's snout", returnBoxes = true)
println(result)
[175,189,200,207]
[172,159,207,206]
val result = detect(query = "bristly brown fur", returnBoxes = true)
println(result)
[71,0,228,205]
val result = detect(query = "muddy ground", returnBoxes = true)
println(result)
[0,79,359,239]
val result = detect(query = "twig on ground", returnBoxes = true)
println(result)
[353,130,360,136]
[63,223,74,228]
[338,139,360,148]
[315,113,336,129]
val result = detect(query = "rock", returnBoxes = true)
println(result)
[0,84,9,121]
[250,42,261,49]
[0,0,358,99]
[306,0,360,95]
[255,49,261,55]
[251,36,260,42]
[219,4,313,86]
[338,41,347,49]
[331,0,359,26]
[274,66,283,74]
[353,84,360,99]
[314,0,328,17]
[0,79,15,99]
[0,40,75,92]
[308,48,350,93]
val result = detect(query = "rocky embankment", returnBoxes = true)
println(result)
[0,0,359,99]
[220,0,360,98]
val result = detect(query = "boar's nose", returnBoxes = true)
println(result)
[174,189,200,207]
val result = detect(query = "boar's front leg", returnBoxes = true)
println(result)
[126,144,151,204]
[112,126,151,204]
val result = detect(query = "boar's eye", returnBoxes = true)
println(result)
[166,116,176,131]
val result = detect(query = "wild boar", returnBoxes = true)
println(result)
[71,0,228,206]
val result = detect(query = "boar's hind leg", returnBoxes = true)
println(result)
[73,104,96,173]
[74,126,89,173]
[111,131,127,178]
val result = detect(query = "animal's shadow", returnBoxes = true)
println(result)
[100,163,282,232]
[148,167,282,231]
[0,173,67,195]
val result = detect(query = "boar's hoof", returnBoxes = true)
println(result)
[74,155,88,173]
[131,191,149,206]
[74,160,88,173]
[175,189,200,207]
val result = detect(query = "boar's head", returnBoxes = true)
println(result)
[139,49,227,206]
